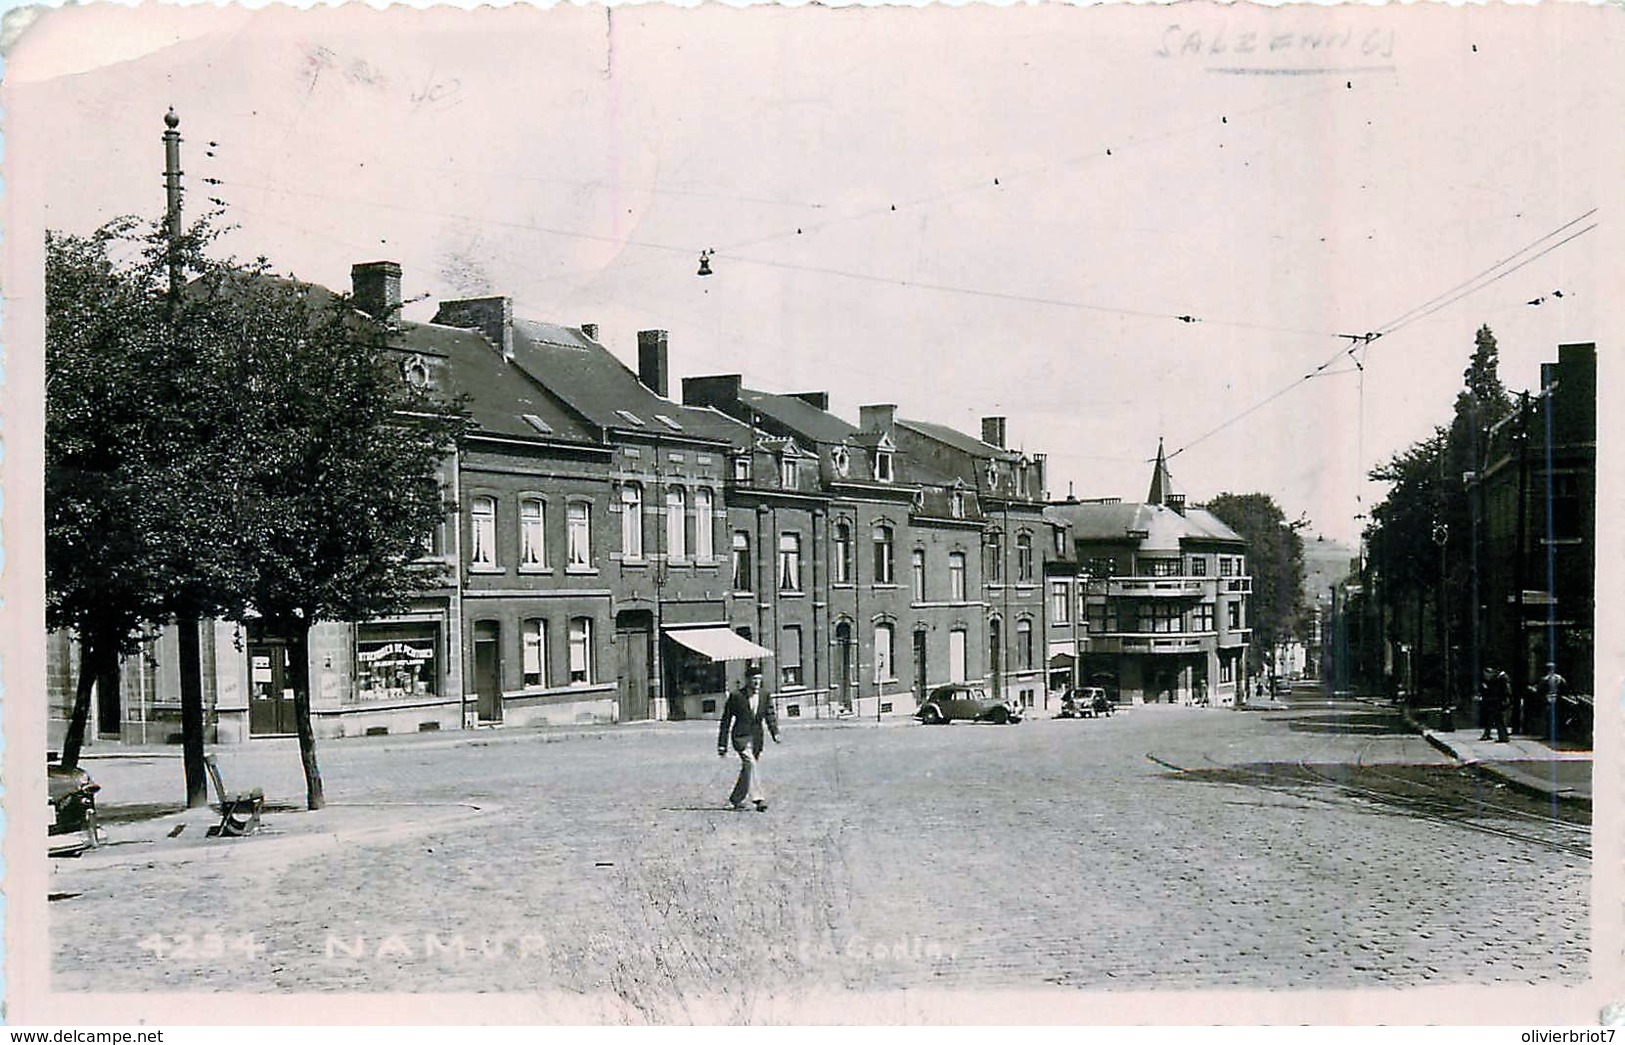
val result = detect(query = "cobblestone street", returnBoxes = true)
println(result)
[49,695,1589,1014]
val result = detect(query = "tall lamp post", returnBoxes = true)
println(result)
[1432,519,1453,730]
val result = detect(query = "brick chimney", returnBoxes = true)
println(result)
[859,404,896,433]
[351,261,402,322]
[433,297,513,360]
[790,391,830,411]
[682,374,743,409]
[981,416,1007,448]
[638,330,669,398]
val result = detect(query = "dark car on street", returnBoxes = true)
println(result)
[49,761,103,852]
[915,684,1022,725]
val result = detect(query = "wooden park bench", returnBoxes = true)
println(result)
[203,755,264,837]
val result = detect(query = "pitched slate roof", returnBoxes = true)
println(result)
[505,320,750,449]
[1044,501,1242,547]
[738,388,859,446]
[204,272,597,447]
[897,418,1014,460]
[393,321,592,444]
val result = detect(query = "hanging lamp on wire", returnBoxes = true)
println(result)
[697,248,715,277]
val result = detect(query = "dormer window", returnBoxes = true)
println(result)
[874,449,894,482]
[781,456,798,490]
[986,462,1000,490]
[831,445,851,478]
[950,488,966,518]
[401,354,431,389]
[733,455,752,482]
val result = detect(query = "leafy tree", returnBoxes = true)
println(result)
[46,221,174,770]
[1362,324,1515,703]
[200,269,469,809]
[1203,492,1307,681]
[48,215,262,801]
[47,214,468,810]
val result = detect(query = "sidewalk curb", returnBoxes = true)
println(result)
[1406,715,1592,810]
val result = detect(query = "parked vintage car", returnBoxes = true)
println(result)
[49,761,104,852]
[915,684,1022,725]
[1058,686,1113,718]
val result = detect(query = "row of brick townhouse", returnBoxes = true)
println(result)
[1475,342,1594,740]
[46,258,1250,748]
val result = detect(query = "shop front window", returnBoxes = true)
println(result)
[356,624,440,703]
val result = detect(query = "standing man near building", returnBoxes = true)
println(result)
[1480,665,1511,743]
[718,665,780,811]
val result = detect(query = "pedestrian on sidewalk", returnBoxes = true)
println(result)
[1480,666,1511,743]
[718,665,781,812]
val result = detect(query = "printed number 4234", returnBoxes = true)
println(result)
[137,932,266,960]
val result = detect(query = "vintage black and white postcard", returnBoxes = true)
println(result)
[2,0,1618,1029]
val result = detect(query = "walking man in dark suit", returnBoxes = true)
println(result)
[1480,665,1511,743]
[718,665,780,811]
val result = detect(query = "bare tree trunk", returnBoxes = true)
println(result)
[288,620,325,810]
[59,638,99,769]
[177,612,209,808]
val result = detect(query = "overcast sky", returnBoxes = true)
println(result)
[8,3,1617,544]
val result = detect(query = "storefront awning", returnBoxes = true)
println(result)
[665,627,775,662]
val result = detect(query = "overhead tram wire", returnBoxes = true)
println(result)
[1163,208,1599,464]
[1372,220,1597,339]
[1371,208,1597,335]
[226,74,1347,315]
[218,180,1349,341]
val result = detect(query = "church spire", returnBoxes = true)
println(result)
[1147,439,1186,513]
[1147,439,1175,504]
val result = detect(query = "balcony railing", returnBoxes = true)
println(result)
[1107,577,1207,597]
[1086,630,1214,655]
[1224,577,1253,593]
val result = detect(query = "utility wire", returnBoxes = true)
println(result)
[1373,208,1596,334]
[1165,208,1598,463]
[226,178,1347,339]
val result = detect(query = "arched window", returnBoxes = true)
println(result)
[873,623,895,682]
[1016,619,1034,670]
[1016,532,1034,582]
[568,617,593,684]
[779,532,803,592]
[519,498,546,567]
[694,488,715,560]
[873,524,895,585]
[731,531,751,592]
[566,502,591,567]
[470,496,497,567]
[666,487,687,560]
[522,619,548,687]
[833,522,853,585]
[620,484,643,560]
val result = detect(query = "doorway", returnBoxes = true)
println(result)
[912,629,928,702]
[616,611,653,722]
[989,619,1003,697]
[473,621,502,723]
[836,622,855,712]
[248,641,297,736]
